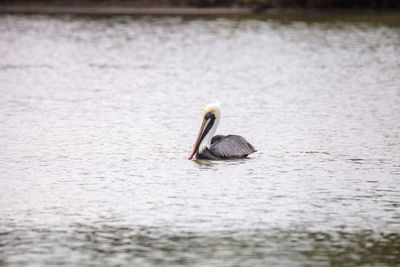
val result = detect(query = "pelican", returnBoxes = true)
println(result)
[188,103,256,160]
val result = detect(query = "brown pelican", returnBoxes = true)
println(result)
[188,103,256,160]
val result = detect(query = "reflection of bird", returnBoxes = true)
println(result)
[188,103,256,160]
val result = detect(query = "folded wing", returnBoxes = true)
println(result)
[210,135,256,159]
[211,135,225,144]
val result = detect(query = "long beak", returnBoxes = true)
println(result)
[188,118,209,160]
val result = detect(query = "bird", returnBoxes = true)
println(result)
[188,102,256,160]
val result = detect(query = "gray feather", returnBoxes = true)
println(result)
[211,135,225,144]
[210,135,256,159]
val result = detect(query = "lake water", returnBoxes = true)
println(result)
[0,14,399,266]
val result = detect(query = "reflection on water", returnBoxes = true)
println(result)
[0,14,399,266]
[1,224,399,266]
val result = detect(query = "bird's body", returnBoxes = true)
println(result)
[189,103,256,160]
[196,135,256,160]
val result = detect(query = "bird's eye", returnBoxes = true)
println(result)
[205,112,214,120]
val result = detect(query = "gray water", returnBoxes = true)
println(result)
[0,14,400,266]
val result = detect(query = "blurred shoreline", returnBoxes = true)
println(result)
[1,6,399,15]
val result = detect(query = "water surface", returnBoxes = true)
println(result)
[0,14,399,266]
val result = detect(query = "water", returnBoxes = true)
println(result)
[0,14,400,266]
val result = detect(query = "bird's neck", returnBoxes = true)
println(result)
[199,115,220,153]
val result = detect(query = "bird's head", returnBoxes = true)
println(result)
[188,102,221,160]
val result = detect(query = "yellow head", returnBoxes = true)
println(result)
[202,102,220,119]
